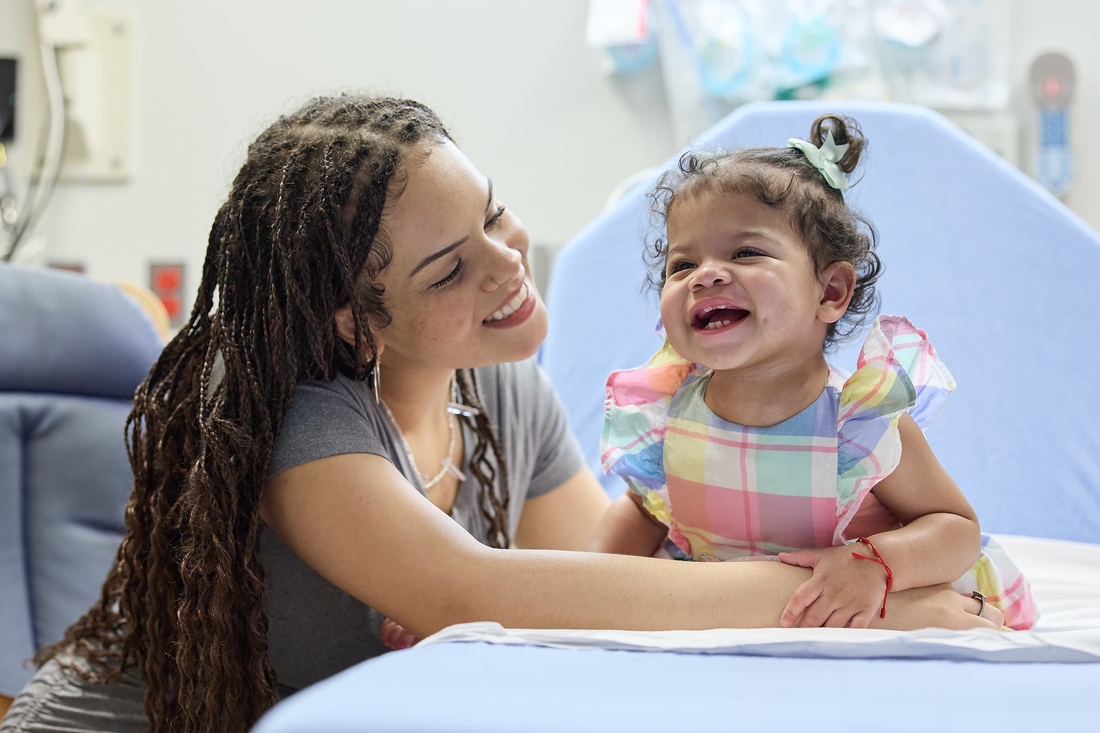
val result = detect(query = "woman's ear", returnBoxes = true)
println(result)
[334,305,385,359]
[818,262,857,325]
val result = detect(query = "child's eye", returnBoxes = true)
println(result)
[669,260,695,274]
[485,205,506,230]
[431,259,464,289]
[733,248,763,259]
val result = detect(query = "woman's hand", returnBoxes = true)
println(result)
[875,584,1003,631]
[380,618,421,650]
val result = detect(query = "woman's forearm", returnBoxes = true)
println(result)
[433,547,811,636]
[423,547,988,638]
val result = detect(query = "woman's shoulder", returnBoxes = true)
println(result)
[269,372,390,479]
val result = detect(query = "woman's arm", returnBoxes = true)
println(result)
[262,452,999,638]
[514,466,611,551]
[588,491,668,556]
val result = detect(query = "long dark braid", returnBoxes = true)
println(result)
[35,96,511,733]
[457,369,511,549]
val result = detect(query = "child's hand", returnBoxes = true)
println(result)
[777,545,890,628]
[380,618,420,650]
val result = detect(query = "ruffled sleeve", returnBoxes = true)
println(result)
[600,337,695,525]
[834,316,956,543]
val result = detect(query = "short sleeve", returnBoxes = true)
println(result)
[515,359,587,499]
[834,316,956,542]
[268,375,391,478]
[600,338,695,503]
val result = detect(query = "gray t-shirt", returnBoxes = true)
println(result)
[261,357,585,692]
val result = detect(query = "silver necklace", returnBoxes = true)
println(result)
[381,374,467,491]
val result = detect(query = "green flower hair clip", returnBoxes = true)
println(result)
[787,130,849,192]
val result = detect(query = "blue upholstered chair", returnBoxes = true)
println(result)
[0,263,163,697]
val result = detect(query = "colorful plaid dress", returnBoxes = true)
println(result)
[601,315,1038,630]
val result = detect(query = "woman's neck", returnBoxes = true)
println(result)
[704,352,830,428]
[376,357,455,433]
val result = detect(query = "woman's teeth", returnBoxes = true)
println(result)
[704,319,732,330]
[485,283,528,322]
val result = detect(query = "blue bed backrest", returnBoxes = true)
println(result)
[542,101,1100,544]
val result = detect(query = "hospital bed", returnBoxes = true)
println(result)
[253,102,1100,732]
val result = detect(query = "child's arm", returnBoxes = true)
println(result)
[779,413,982,628]
[588,491,669,557]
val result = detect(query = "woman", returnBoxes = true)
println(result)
[0,96,999,733]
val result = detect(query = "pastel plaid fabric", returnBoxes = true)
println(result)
[602,316,1037,629]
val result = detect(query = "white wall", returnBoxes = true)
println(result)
[0,0,1097,308]
[0,0,676,296]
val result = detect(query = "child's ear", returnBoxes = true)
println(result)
[334,305,385,360]
[818,262,857,325]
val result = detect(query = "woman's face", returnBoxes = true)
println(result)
[371,140,547,373]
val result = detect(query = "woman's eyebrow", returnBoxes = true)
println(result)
[408,178,494,278]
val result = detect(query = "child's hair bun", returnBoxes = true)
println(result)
[810,115,865,175]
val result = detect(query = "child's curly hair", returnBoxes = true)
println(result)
[647,114,882,349]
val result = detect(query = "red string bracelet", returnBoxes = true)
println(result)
[852,537,893,619]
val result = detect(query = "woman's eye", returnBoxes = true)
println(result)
[432,259,464,289]
[485,205,506,230]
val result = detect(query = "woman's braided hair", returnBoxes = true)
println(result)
[647,114,883,348]
[35,95,511,732]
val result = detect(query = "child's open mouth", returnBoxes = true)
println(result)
[691,304,749,332]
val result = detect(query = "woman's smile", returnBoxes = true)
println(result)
[483,280,536,327]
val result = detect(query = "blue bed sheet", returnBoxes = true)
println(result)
[254,641,1099,732]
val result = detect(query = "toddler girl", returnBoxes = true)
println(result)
[595,115,1036,630]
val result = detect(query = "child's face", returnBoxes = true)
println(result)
[659,190,833,373]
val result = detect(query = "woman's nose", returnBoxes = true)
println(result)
[482,241,524,292]
[689,262,730,291]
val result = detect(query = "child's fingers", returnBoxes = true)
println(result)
[796,598,835,628]
[848,610,875,629]
[780,579,823,627]
[777,549,823,569]
[399,630,421,648]
[378,616,400,647]
[824,610,853,628]
[379,619,399,649]
[380,618,411,650]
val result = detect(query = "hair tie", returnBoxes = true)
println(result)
[787,130,849,192]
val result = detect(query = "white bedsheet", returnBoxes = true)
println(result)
[420,535,1100,663]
